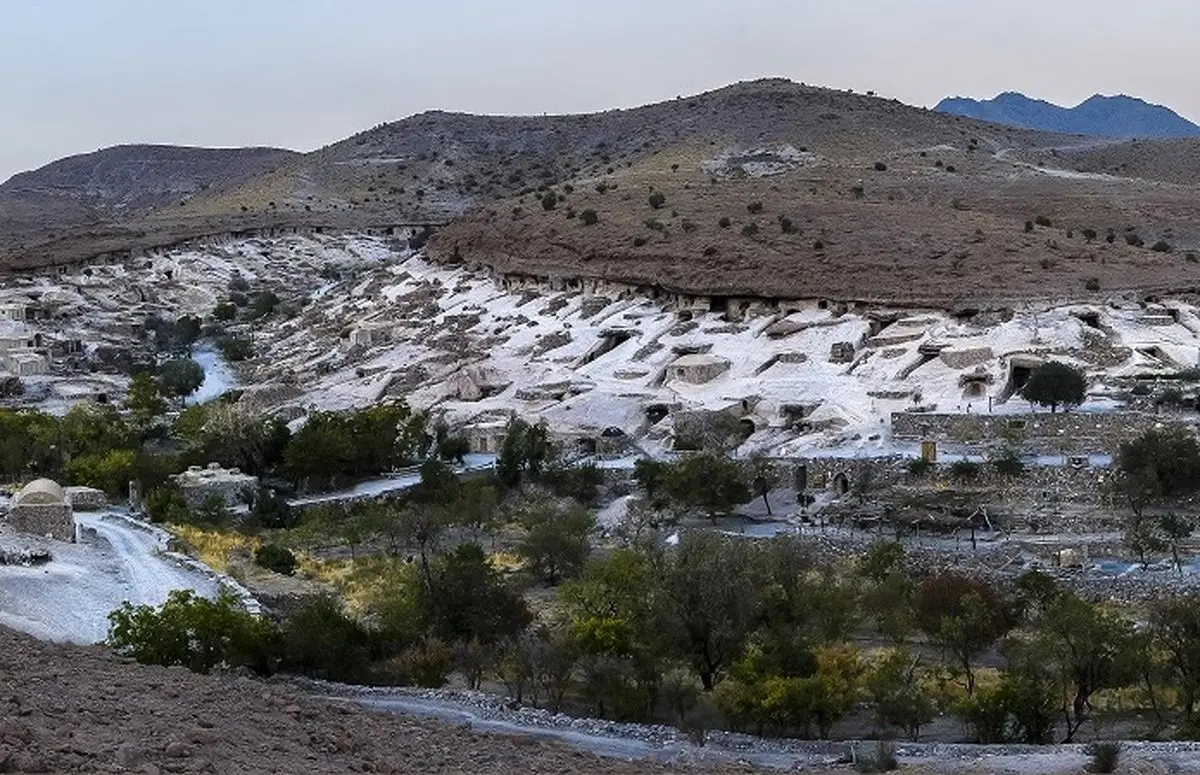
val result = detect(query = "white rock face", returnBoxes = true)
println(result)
[3,233,1199,460]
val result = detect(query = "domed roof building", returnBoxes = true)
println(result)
[7,478,74,542]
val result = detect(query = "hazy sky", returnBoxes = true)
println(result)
[4,0,1199,180]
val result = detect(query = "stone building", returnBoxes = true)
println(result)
[7,479,75,542]
[5,351,48,376]
[666,354,731,385]
[172,463,259,508]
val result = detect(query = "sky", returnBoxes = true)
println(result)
[3,0,1199,181]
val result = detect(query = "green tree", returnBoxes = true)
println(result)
[660,532,762,690]
[661,453,752,519]
[865,648,935,740]
[1032,593,1137,741]
[1150,593,1200,724]
[65,449,136,498]
[515,498,596,584]
[1019,361,1086,413]
[158,358,205,400]
[1114,425,1200,516]
[425,543,531,646]
[496,416,551,489]
[1159,512,1196,572]
[280,597,372,682]
[126,372,167,429]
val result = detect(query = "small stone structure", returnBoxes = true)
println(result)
[172,463,258,508]
[666,354,731,385]
[65,486,107,511]
[7,479,74,542]
[829,342,856,363]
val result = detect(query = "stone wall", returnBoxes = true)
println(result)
[7,503,74,542]
[890,410,1169,454]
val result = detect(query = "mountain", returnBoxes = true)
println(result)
[934,92,1200,138]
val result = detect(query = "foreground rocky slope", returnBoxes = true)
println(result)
[0,625,751,774]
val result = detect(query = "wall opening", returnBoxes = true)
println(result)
[832,472,850,496]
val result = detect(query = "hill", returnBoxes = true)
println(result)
[0,144,297,243]
[935,92,1200,138]
[7,79,1200,307]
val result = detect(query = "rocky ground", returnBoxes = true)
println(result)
[6,623,1200,774]
[0,625,764,774]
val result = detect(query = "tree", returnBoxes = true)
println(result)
[1159,513,1195,573]
[1032,593,1137,741]
[659,532,762,690]
[515,498,596,584]
[580,209,599,226]
[1125,515,1166,567]
[65,449,136,498]
[280,597,371,682]
[632,458,668,505]
[1114,425,1200,516]
[1150,594,1200,723]
[541,191,558,211]
[1020,361,1086,413]
[436,435,470,463]
[661,453,752,519]
[425,543,531,646]
[865,648,935,740]
[914,574,1013,695]
[495,416,551,490]
[126,372,167,429]
[218,334,254,362]
[158,358,205,400]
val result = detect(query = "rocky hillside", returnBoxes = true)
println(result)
[0,145,296,244]
[935,92,1200,138]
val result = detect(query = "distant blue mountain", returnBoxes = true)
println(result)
[934,92,1200,139]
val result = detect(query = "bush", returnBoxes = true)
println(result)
[218,335,254,362]
[1087,741,1121,773]
[1034,215,1052,227]
[873,162,888,172]
[992,449,1025,477]
[633,236,648,247]
[106,590,278,675]
[281,598,372,683]
[907,457,934,477]
[1151,240,1172,253]
[1024,220,1034,233]
[1085,277,1100,291]
[648,192,666,209]
[741,223,759,238]
[813,239,826,250]
[396,639,454,687]
[580,209,599,226]
[541,192,557,211]
[747,201,764,214]
[855,741,899,773]
[779,216,797,234]
[254,544,297,576]
[949,459,980,480]
[945,165,957,173]
[1081,228,1097,241]
[1125,233,1142,247]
